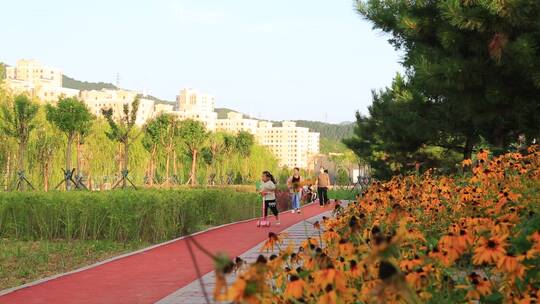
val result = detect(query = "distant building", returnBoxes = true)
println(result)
[171,88,218,130]
[216,112,259,134]
[4,59,79,103]
[80,89,154,126]
[254,121,320,169]
[154,103,175,115]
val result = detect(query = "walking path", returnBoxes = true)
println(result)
[158,209,332,304]
[0,202,335,304]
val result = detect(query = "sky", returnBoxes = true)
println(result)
[0,0,402,123]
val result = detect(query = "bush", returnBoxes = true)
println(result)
[0,189,260,243]
[328,188,358,200]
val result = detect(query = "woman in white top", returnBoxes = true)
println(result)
[260,171,280,225]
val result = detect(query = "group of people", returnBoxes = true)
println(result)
[258,167,332,225]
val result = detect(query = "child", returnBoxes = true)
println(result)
[260,171,280,225]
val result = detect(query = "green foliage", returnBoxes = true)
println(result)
[102,97,140,143]
[0,189,260,242]
[178,119,208,153]
[235,131,255,157]
[349,0,540,179]
[62,75,117,91]
[0,63,5,80]
[335,168,350,185]
[0,95,39,144]
[142,113,170,152]
[294,120,354,141]
[46,97,93,140]
[320,138,348,154]
[328,189,358,200]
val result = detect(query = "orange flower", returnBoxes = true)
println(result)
[284,275,306,299]
[322,229,340,244]
[497,253,526,281]
[260,232,288,252]
[462,159,473,167]
[466,272,492,300]
[399,255,422,272]
[317,289,338,304]
[473,235,507,265]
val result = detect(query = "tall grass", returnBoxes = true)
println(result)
[0,189,260,243]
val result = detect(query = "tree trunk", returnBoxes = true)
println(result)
[190,149,198,186]
[66,135,73,191]
[165,146,171,184]
[149,145,157,186]
[5,154,11,191]
[463,136,474,160]
[173,149,178,183]
[76,135,82,178]
[44,160,50,192]
[123,139,129,189]
[18,141,25,191]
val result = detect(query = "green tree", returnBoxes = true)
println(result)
[235,131,255,158]
[161,115,180,185]
[33,127,63,191]
[46,97,94,190]
[101,97,140,188]
[178,119,208,186]
[142,114,170,185]
[0,95,39,190]
[204,132,226,184]
[357,0,540,157]
[336,168,350,186]
[235,131,255,181]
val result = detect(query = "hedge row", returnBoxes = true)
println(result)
[0,189,260,243]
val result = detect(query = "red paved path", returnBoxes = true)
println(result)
[0,203,330,304]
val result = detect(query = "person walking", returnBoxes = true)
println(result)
[287,167,303,214]
[316,167,330,206]
[260,171,280,225]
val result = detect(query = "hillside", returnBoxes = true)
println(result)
[62,75,118,91]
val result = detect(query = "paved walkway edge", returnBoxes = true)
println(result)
[0,202,317,297]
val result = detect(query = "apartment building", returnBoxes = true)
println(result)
[80,89,154,126]
[172,88,217,130]
[254,121,320,169]
[215,112,259,134]
[4,59,79,102]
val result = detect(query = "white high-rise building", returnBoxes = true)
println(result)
[4,59,79,103]
[216,112,259,134]
[254,121,319,169]
[80,89,154,126]
[172,88,217,130]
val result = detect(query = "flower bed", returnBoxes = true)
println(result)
[212,146,540,303]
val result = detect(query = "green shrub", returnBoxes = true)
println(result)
[0,189,260,243]
[328,189,358,200]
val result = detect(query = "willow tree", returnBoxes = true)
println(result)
[142,114,169,186]
[102,97,140,189]
[46,97,94,190]
[0,95,39,190]
[161,115,180,186]
[235,131,255,182]
[178,119,208,186]
[34,127,62,191]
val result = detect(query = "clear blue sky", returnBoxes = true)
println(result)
[1,0,402,123]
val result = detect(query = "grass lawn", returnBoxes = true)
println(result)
[0,239,149,290]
